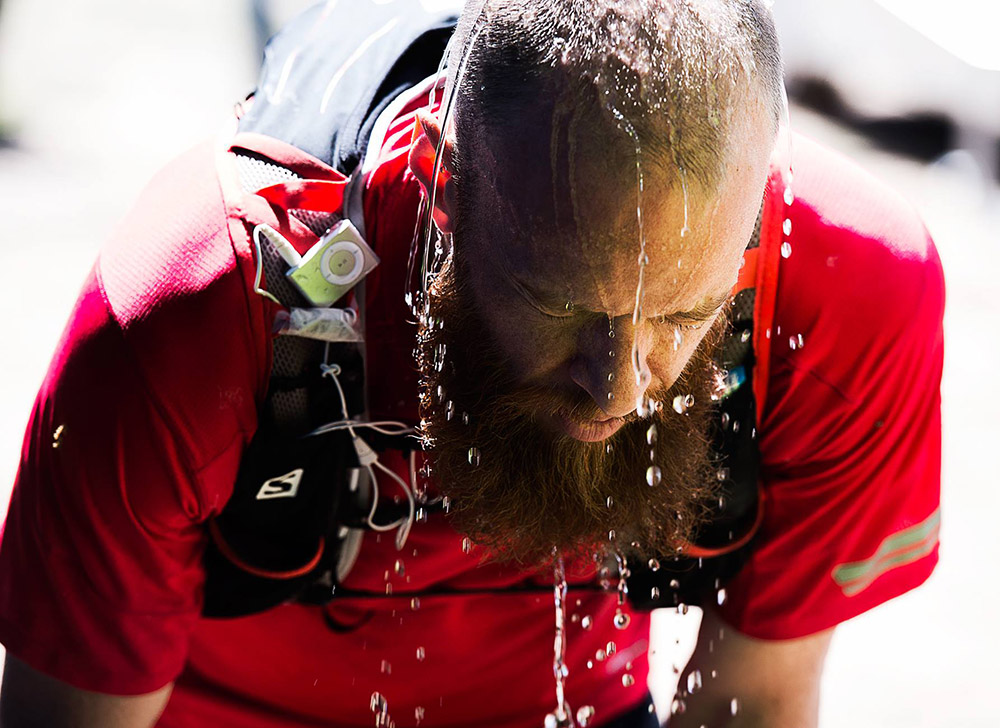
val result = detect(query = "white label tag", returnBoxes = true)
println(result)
[256,469,304,500]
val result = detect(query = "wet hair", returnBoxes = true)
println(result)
[446,0,783,218]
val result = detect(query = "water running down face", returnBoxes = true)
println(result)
[408,0,779,565]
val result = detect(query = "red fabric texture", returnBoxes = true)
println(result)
[0,95,943,726]
[719,136,944,638]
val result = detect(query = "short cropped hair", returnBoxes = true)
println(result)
[446,0,782,211]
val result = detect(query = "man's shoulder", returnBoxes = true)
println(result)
[90,141,267,466]
[776,134,943,341]
[785,134,940,283]
[764,135,944,410]
[97,141,247,328]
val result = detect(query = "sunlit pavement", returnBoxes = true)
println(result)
[1,1,997,725]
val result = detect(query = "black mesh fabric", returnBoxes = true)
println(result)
[234,152,339,429]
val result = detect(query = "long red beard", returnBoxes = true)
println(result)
[416,253,727,567]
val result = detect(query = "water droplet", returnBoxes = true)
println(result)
[782,218,792,236]
[415,707,425,724]
[51,424,65,449]
[788,336,797,350]
[622,674,635,687]
[380,659,392,675]
[669,579,680,589]
[613,611,631,629]
[646,425,657,445]
[670,698,686,716]
[684,394,695,409]
[717,588,728,606]
[445,400,454,420]
[609,350,615,358]
[731,698,740,716]
[650,586,660,600]
[608,529,616,541]
[595,649,607,662]
[384,583,392,595]
[605,641,617,656]
[687,669,703,694]
[672,395,687,414]
[581,615,593,630]
[677,603,689,615]
[720,412,731,429]
[781,242,792,259]
[416,646,426,661]
[732,420,741,434]
[410,597,421,611]
[370,692,387,714]
[647,558,660,571]
[797,333,805,349]
[740,329,751,343]
[607,372,615,383]
[587,660,594,669]
[461,412,470,425]
[461,537,472,554]
[645,466,662,487]
[716,468,729,482]
[467,447,481,467]
[394,559,405,577]
[784,187,795,206]
[605,443,614,455]
[565,301,574,312]
[607,392,615,402]
[576,705,596,727]
[606,496,614,508]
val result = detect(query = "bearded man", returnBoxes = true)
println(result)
[0,1,943,727]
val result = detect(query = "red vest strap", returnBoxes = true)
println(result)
[257,178,350,217]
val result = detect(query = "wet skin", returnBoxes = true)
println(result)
[409,96,775,440]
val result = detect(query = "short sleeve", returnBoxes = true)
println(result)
[719,137,945,639]
[0,143,265,693]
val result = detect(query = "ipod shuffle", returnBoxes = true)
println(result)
[286,220,379,306]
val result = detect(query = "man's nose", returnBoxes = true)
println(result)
[569,315,653,418]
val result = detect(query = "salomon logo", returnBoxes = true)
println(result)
[256,469,304,500]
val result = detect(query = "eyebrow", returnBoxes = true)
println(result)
[512,270,730,323]
[667,290,732,322]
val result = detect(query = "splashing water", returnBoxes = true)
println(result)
[371,692,392,728]
[547,556,575,728]
[607,107,654,417]
[679,168,690,239]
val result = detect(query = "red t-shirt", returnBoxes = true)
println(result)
[0,90,943,728]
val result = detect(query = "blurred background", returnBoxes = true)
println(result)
[0,0,997,726]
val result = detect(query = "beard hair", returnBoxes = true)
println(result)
[416,251,728,567]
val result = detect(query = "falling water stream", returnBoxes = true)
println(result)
[546,557,574,728]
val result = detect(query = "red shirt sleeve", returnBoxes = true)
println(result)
[719,136,945,639]
[0,143,266,693]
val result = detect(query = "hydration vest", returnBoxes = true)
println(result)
[203,0,783,618]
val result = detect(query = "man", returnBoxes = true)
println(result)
[0,1,943,727]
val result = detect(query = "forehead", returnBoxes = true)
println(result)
[460,89,773,316]
[473,166,758,318]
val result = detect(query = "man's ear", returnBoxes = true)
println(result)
[408,109,458,234]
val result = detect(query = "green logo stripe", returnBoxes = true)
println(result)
[831,509,941,596]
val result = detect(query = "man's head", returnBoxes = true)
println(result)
[408,0,781,564]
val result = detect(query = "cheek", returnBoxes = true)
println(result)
[647,325,713,389]
[477,301,573,382]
